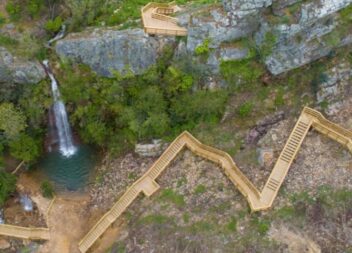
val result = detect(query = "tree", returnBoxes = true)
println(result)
[0,103,27,139]
[0,169,17,206]
[125,86,170,139]
[9,134,41,162]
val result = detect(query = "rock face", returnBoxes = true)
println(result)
[259,0,352,75]
[135,140,168,157]
[0,47,45,84]
[316,60,352,115]
[55,28,175,77]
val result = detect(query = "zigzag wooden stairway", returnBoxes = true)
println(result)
[78,107,352,253]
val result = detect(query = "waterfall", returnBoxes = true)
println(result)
[43,60,77,157]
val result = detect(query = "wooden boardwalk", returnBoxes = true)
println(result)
[141,2,187,36]
[0,224,50,240]
[78,107,352,253]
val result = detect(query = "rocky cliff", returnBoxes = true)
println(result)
[54,0,352,78]
[0,47,45,84]
[55,28,175,77]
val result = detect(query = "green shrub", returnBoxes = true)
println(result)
[40,180,54,199]
[237,102,253,118]
[27,0,44,18]
[0,103,27,139]
[194,184,207,194]
[9,134,41,162]
[0,34,19,47]
[0,170,17,206]
[226,217,237,232]
[44,16,63,34]
[220,59,264,87]
[0,14,6,26]
[159,188,185,208]
[5,1,21,21]
[195,38,210,56]
[260,31,277,58]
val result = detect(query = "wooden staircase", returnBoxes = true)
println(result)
[0,224,50,240]
[78,107,352,252]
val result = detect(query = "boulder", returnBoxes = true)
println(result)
[135,140,168,157]
[0,239,10,250]
[0,47,45,84]
[55,28,175,77]
[185,6,259,52]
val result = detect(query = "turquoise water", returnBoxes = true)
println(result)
[39,145,96,191]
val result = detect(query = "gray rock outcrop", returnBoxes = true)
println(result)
[0,47,45,84]
[55,28,175,77]
[259,0,352,75]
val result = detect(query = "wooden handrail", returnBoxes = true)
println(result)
[141,2,187,36]
[78,107,352,253]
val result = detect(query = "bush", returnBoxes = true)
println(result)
[9,134,41,162]
[195,38,210,56]
[220,59,264,88]
[0,103,27,139]
[0,14,6,26]
[5,1,21,21]
[0,170,17,206]
[237,102,253,118]
[27,0,44,18]
[40,181,54,199]
[44,16,63,34]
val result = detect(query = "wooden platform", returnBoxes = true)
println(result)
[78,107,352,253]
[141,2,187,36]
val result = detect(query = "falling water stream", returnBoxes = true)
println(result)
[39,26,96,191]
[43,60,77,157]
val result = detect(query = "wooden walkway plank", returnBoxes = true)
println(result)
[141,2,187,36]
[78,107,352,252]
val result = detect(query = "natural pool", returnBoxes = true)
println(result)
[39,145,96,191]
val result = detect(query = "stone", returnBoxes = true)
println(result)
[185,6,259,52]
[0,239,10,250]
[55,28,175,77]
[0,47,45,84]
[258,0,352,75]
[258,148,274,167]
[135,140,168,157]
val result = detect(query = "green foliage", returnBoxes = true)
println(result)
[0,103,27,139]
[340,4,352,24]
[27,0,44,18]
[0,34,19,48]
[226,217,237,232]
[44,16,63,34]
[195,38,211,56]
[40,180,55,199]
[171,90,228,129]
[260,31,277,58]
[0,14,6,26]
[9,133,41,162]
[164,66,193,96]
[274,88,285,107]
[220,59,264,87]
[194,184,206,194]
[139,214,173,225]
[0,169,17,206]
[124,86,170,139]
[5,1,21,21]
[159,188,185,208]
[237,102,253,118]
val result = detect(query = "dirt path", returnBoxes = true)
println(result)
[17,172,124,253]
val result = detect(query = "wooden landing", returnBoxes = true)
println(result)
[141,2,187,36]
[78,107,352,253]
